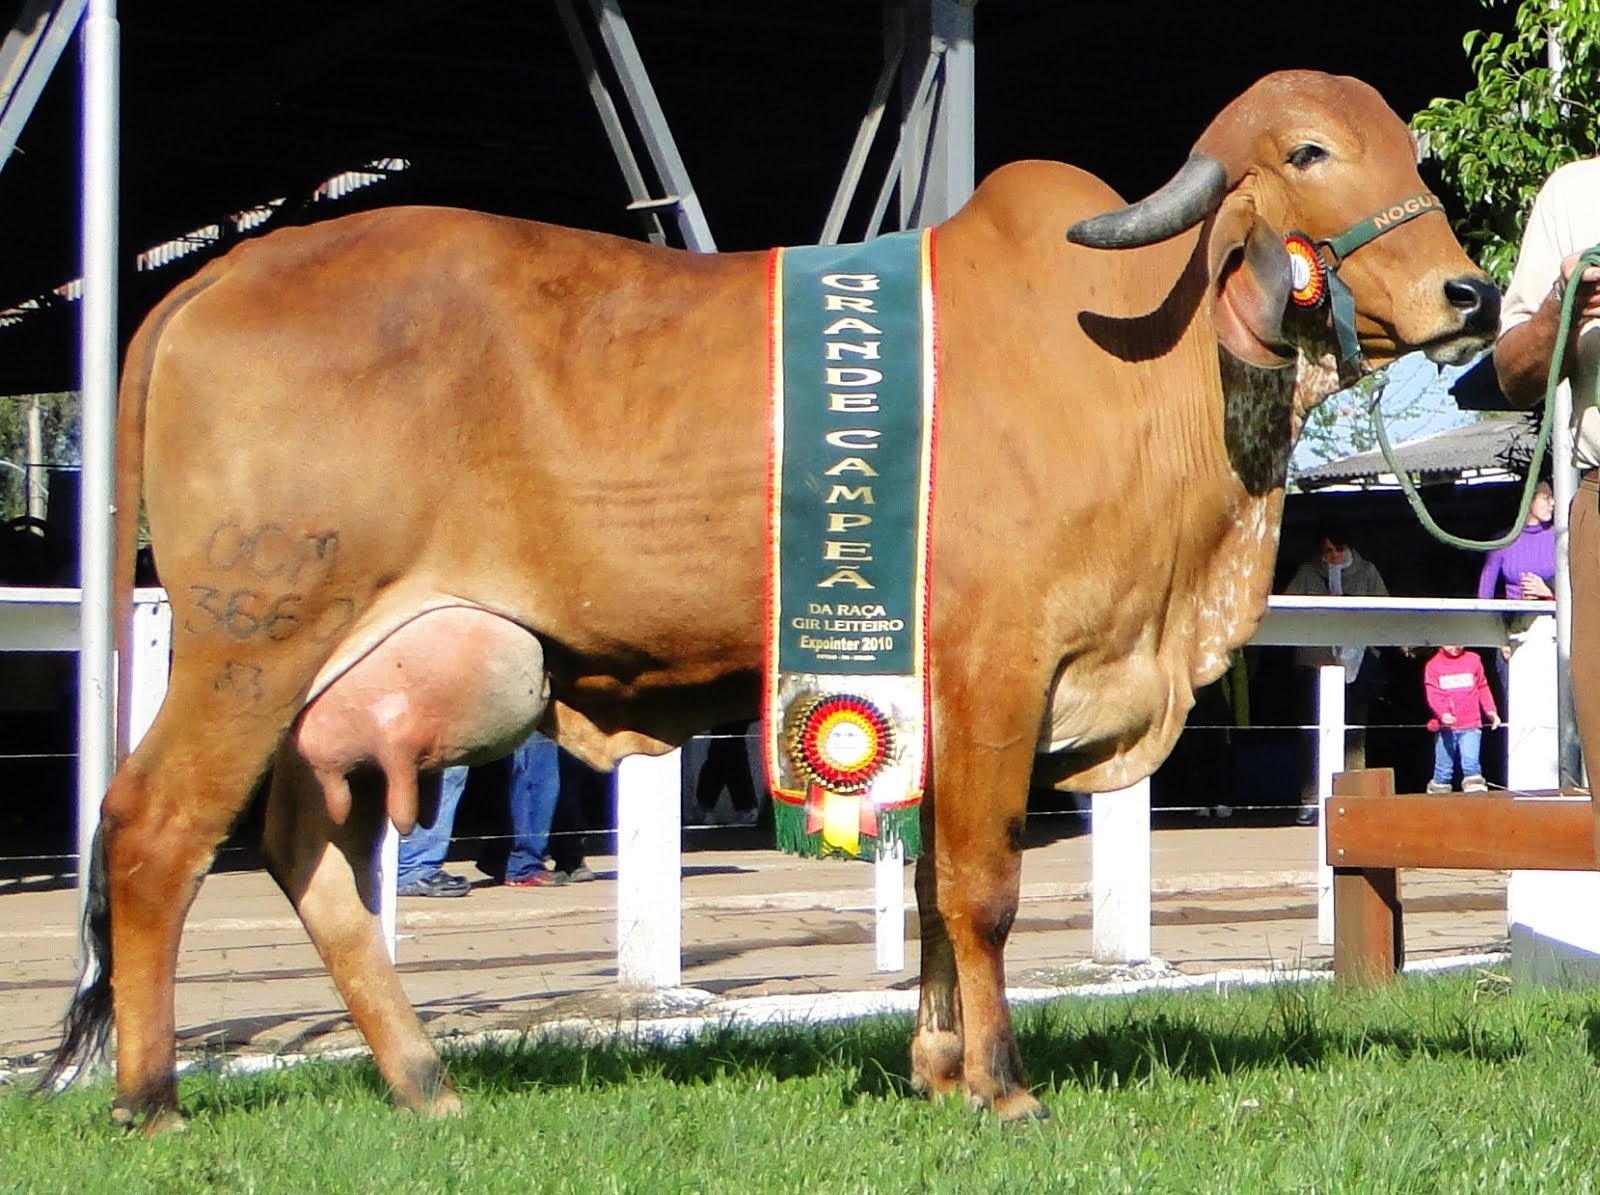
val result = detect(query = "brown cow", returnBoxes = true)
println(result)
[44,71,1495,1130]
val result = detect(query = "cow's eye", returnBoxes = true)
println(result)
[1288,143,1329,170]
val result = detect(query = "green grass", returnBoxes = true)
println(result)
[7,971,1600,1193]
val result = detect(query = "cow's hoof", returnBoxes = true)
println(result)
[110,1101,187,1135]
[964,1086,1050,1122]
[993,1088,1050,1123]
[396,1085,465,1119]
[423,1088,465,1119]
[144,1108,189,1136]
[909,1030,964,1097]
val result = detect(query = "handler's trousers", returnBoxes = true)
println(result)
[1569,471,1600,788]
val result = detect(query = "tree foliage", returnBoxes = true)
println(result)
[1412,0,1600,284]
[1292,366,1434,471]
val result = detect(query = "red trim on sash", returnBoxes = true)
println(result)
[760,246,781,800]
[922,227,940,785]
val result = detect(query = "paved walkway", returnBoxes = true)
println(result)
[0,823,1509,1068]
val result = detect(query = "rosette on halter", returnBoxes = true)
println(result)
[1284,232,1326,308]
[763,229,935,861]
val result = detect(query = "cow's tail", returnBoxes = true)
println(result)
[37,277,203,1094]
[35,827,114,1091]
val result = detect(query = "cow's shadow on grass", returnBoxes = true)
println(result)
[174,976,1542,1118]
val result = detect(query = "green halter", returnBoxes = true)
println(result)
[1314,192,1444,373]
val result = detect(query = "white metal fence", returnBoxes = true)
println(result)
[0,588,1560,985]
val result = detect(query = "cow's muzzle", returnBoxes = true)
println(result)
[1444,275,1501,339]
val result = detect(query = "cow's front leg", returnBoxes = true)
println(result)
[913,702,1047,1120]
[910,797,963,1099]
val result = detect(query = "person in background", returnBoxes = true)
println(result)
[1423,644,1501,795]
[1283,518,1390,825]
[1478,480,1557,602]
[397,729,590,896]
[1479,479,1557,713]
[1493,158,1600,785]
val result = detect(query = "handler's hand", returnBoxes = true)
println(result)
[1441,712,1456,727]
[1489,714,1503,730]
[1555,252,1600,321]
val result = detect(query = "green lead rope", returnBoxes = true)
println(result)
[1368,242,1600,552]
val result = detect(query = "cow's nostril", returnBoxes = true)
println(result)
[1444,276,1502,335]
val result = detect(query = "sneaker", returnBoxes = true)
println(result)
[1294,805,1318,827]
[1463,774,1488,793]
[564,864,597,883]
[396,870,471,898]
[505,869,569,888]
[1425,780,1451,795]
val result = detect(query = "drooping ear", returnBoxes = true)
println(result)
[1206,191,1294,368]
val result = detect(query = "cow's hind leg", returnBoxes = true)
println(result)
[262,745,461,1116]
[911,694,1047,1121]
[88,671,307,1132]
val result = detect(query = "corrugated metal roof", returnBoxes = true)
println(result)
[1292,415,1539,489]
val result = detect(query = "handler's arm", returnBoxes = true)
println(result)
[1495,256,1600,409]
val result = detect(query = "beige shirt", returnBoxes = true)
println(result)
[1501,158,1600,468]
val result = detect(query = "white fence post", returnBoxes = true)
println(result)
[1504,615,1600,982]
[379,823,399,963]
[126,594,171,749]
[1091,778,1151,964]
[617,748,683,990]
[874,841,906,972]
[1316,664,1345,945]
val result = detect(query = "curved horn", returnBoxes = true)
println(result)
[1066,155,1229,249]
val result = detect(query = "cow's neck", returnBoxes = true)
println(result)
[1194,344,1343,666]
[1129,347,1342,761]
[1038,342,1344,790]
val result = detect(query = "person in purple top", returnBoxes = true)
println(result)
[1478,481,1557,601]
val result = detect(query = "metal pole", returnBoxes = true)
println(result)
[819,13,905,246]
[1553,385,1582,786]
[898,0,975,229]
[551,0,667,246]
[76,0,119,932]
[588,0,715,252]
[1547,19,1583,787]
[25,396,45,520]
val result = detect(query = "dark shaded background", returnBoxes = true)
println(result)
[0,0,1512,393]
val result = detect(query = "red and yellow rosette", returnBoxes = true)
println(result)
[792,695,892,792]
[785,695,895,856]
[1284,233,1326,308]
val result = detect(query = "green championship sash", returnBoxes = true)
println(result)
[763,229,936,861]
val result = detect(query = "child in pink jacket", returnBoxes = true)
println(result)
[1423,645,1501,793]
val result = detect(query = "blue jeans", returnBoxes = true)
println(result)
[1432,727,1483,785]
[396,732,562,885]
